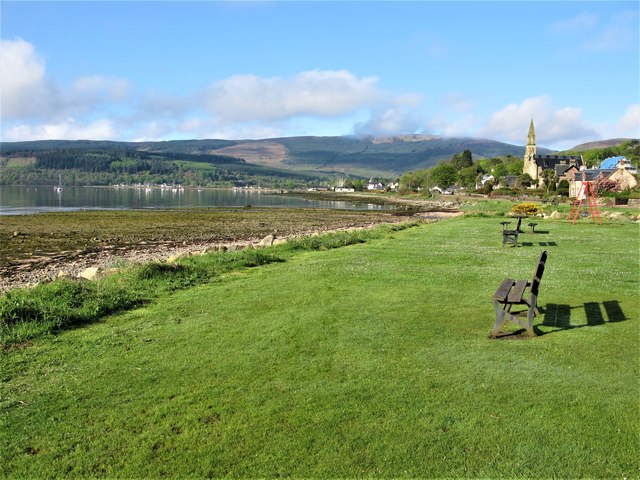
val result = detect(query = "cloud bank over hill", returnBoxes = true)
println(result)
[1,37,638,149]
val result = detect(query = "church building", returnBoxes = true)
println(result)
[523,119,583,187]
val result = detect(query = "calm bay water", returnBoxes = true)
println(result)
[0,186,392,215]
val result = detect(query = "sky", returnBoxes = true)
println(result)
[1,1,638,150]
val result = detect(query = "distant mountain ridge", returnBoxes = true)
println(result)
[10,135,633,178]
[2,135,554,177]
[563,138,633,152]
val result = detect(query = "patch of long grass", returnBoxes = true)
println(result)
[0,279,142,344]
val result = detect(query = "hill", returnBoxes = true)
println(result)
[142,135,548,176]
[1,135,550,181]
[566,138,633,152]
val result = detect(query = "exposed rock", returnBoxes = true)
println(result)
[273,238,287,246]
[57,270,69,278]
[549,211,563,219]
[256,234,275,248]
[78,267,100,280]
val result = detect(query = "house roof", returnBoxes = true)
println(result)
[502,175,519,187]
[573,169,616,181]
[600,156,625,169]
[534,154,583,170]
[555,164,579,176]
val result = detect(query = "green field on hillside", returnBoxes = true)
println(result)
[1,217,638,477]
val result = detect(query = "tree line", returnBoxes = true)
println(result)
[0,147,327,188]
[398,150,528,194]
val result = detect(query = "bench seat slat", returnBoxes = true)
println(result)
[493,278,515,301]
[507,280,530,303]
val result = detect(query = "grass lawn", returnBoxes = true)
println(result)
[1,215,638,478]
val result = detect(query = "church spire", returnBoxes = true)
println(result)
[527,118,536,146]
[523,118,538,182]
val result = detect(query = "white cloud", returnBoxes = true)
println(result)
[438,92,474,113]
[0,38,59,119]
[429,114,476,138]
[69,75,131,104]
[479,95,598,148]
[202,70,382,122]
[176,116,284,140]
[1,39,132,124]
[3,118,117,141]
[205,124,284,141]
[616,104,640,138]
[549,12,598,33]
[583,10,639,52]
[353,107,425,136]
[548,10,638,53]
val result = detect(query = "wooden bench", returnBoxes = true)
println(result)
[490,250,548,338]
[501,216,523,246]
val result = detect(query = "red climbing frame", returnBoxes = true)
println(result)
[568,173,601,224]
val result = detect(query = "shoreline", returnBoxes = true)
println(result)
[0,205,461,294]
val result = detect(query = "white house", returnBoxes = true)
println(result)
[475,174,494,189]
[367,178,385,191]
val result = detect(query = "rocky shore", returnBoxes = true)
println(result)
[0,203,461,294]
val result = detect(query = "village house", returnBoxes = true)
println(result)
[476,173,494,189]
[568,167,638,197]
[599,155,636,172]
[367,178,385,191]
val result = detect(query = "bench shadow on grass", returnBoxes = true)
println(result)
[534,301,628,336]
[520,240,558,247]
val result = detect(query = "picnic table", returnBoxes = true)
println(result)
[501,216,525,247]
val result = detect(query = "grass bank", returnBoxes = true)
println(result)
[1,216,638,477]
[1,223,416,345]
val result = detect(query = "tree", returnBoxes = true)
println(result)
[452,149,473,171]
[516,173,533,189]
[351,179,365,191]
[458,165,479,189]
[506,159,524,176]
[593,173,620,196]
[430,163,458,189]
[492,162,508,180]
[541,169,556,193]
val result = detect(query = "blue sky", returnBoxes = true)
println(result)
[1,1,638,149]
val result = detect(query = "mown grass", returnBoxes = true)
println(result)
[1,215,638,478]
[0,224,416,345]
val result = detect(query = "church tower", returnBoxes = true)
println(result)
[523,118,539,181]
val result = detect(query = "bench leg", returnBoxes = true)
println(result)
[491,302,537,338]
[491,302,507,337]
[525,294,538,337]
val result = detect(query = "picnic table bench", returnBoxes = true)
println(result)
[490,250,548,338]
[528,222,538,233]
[501,216,524,246]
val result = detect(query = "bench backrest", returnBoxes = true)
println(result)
[515,216,523,231]
[530,250,548,296]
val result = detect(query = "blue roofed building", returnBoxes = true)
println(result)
[600,156,635,172]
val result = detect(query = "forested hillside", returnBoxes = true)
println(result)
[4,135,632,189]
[0,143,324,188]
